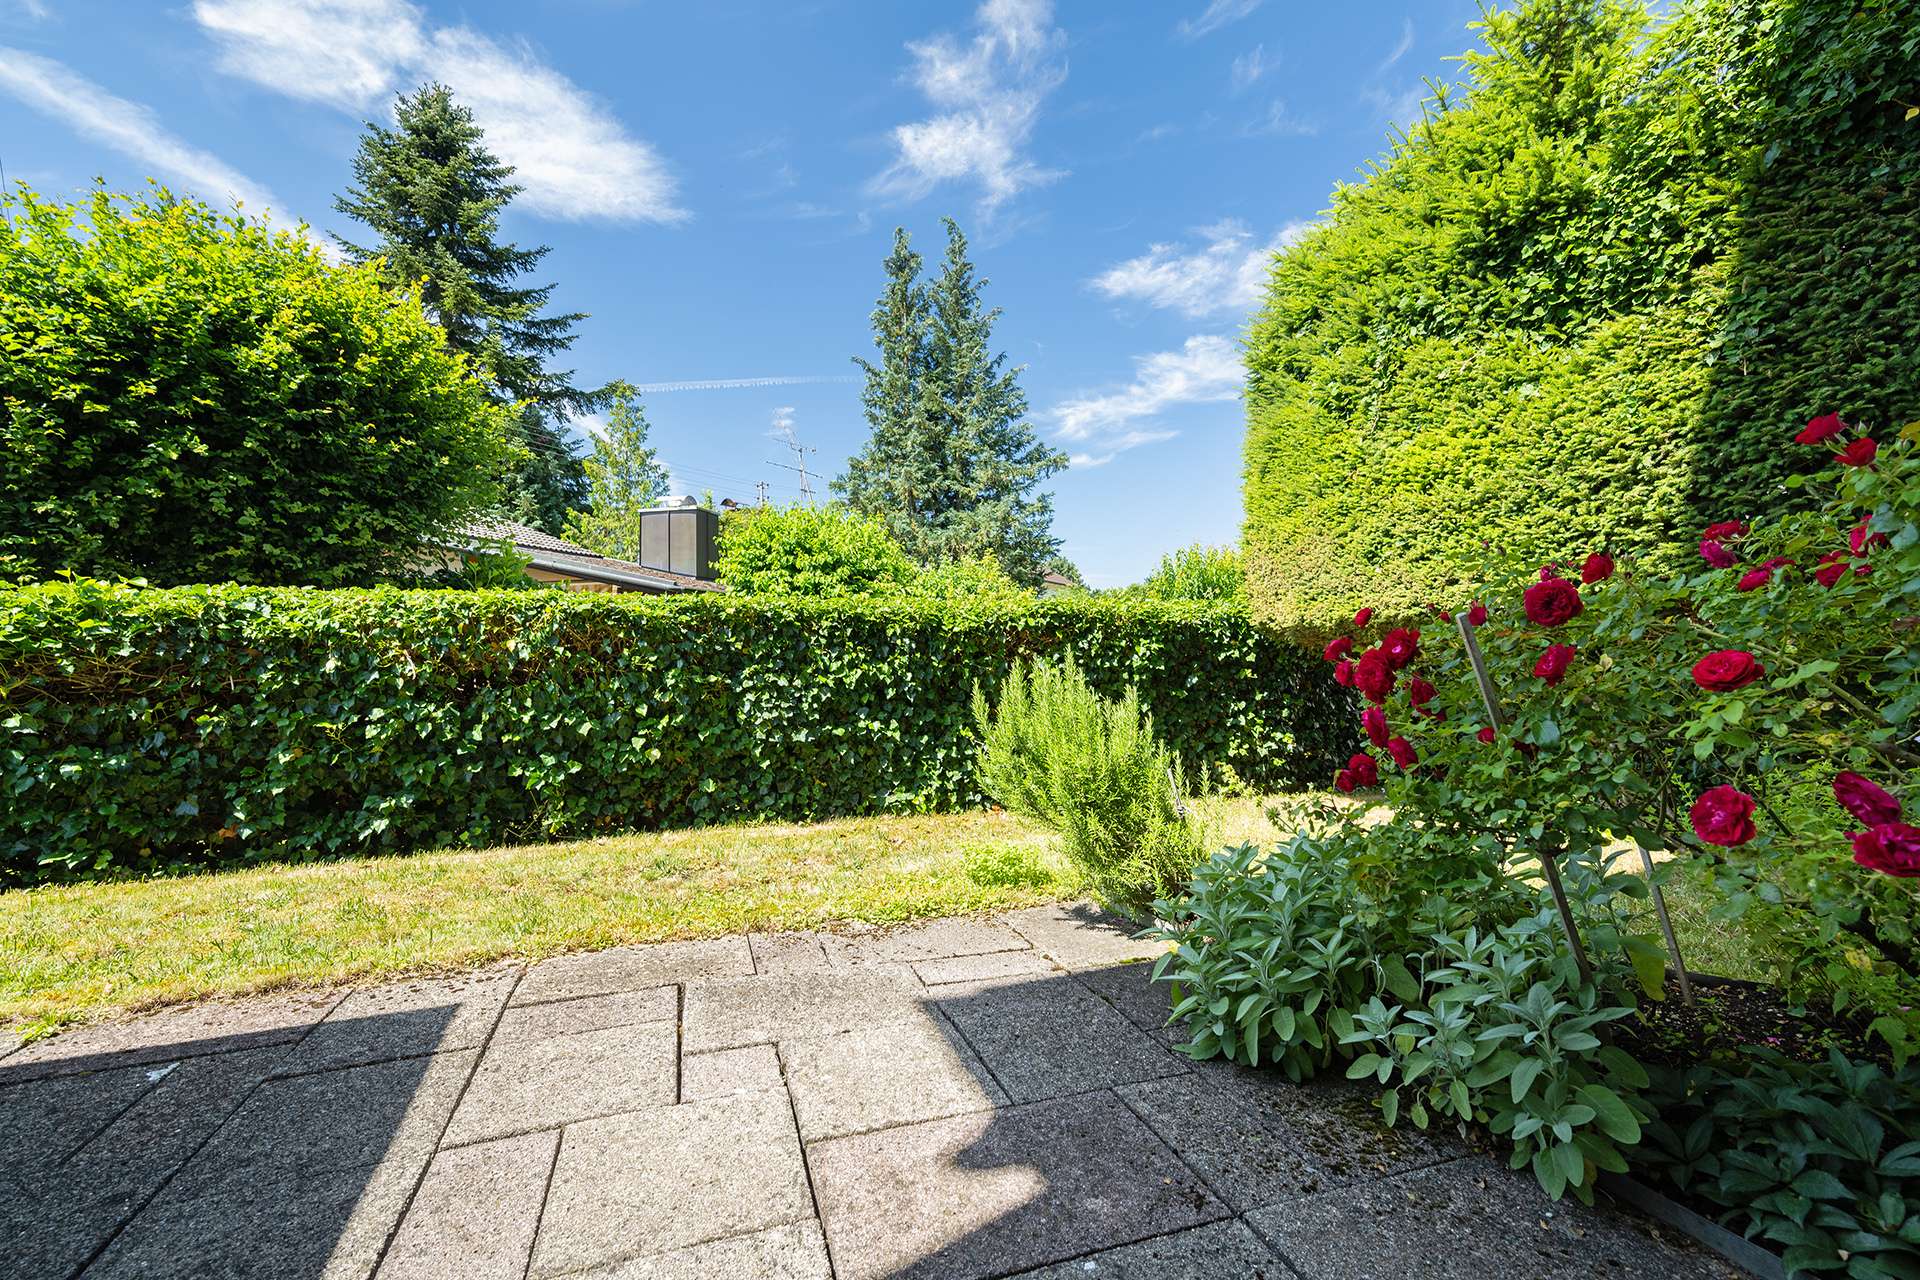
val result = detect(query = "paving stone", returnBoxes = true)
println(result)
[529,1090,812,1278]
[750,931,832,973]
[681,1044,783,1101]
[0,1058,169,1173]
[168,1049,477,1200]
[1003,902,1165,970]
[822,915,1033,965]
[514,937,751,1005]
[494,986,677,1044]
[680,969,925,1053]
[1003,1220,1290,1279]
[1245,1157,1747,1280]
[1074,960,1181,1037]
[782,1012,1005,1141]
[809,1090,1226,1280]
[568,1221,832,1279]
[0,989,343,1083]
[1117,1071,1457,1211]
[931,973,1186,1103]
[377,1130,558,1280]
[88,1153,421,1280]
[273,970,518,1076]
[915,949,1059,986]
[444,1020,675,1145]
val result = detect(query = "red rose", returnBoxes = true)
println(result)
[1837,438,1877,467]
[1427,603,1453,622]
[1523,577,1584,628]
[1814,550,1851,588]
[1849,520,1889,555]
[1347,753,1380,788]
[1539,564,1563,582]
[1476,726,1496,745]
[1353,607,1374,629]
[1324,636,1354,663]
[1851,824,1920,877]
[1333,768,1356,794]
[1702,520,1749,541]
[1381,627,1421,670]
[1534,643,1576,686]
[1692,650,1765,692]
[1795,413,1846,445]
[1580,553,1615,584]
[1386,736,1417,768]
[1405,676,1436,708]
[1362,706,1390,748]
[1690,785,1757,847]
[1422,707,1447,723]
[1333,659,1355,687]
[1466,602,1488,627]
[1699,539,1737,569]
[1353,650,1396,704]
[1834,772,1902,827]
[1515,741,1537,760]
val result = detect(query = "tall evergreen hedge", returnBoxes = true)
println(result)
[1242,0,1920,629]
[0,582,1349,884]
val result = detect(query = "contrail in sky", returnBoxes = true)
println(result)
[631,375,860,393]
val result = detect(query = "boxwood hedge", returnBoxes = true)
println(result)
[0,581,1350,884]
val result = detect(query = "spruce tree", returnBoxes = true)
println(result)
[334,83,592,531]
[835,220,1067,585]
[563,384,670,561]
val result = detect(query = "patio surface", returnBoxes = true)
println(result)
[1,902,1750,1279]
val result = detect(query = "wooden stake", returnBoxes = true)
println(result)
[1455,613,1594,984]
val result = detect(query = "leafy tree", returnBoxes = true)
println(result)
[903,552,1028,603]
[563,384,669,561]
[1132,545,1244,602]
[836,220,1067,585]
[714,504,915,597]
[335,82,593,531]
[0,185,510,586]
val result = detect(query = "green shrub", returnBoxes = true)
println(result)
[0,587,1348,884]
[0,185,512,587]
[971,656,1205,914]
[1241,0,1920,629]
[1129,545,1243,603]
[714,503,916,597]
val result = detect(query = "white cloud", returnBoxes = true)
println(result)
[868,0,1066,216]
[1176,0,1262,41]
[192,0,685,224]
[1229,44,1271,93]
[1245,98,1317,137]
[0,47,282,213]
[1090,219,1310,319]
[1050,334,1243,464]
[1379,17,1414,72]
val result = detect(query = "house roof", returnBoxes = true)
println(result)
[457,519,723,593]
[1040,570,1078,588]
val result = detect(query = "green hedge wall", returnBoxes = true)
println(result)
[0,582,1350,884]
[1242,0,1920,629]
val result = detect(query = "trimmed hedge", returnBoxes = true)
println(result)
[0,582,1350,884]
[1241,0,1920,629]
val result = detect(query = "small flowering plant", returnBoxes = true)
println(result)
[1320,417,1920,1050]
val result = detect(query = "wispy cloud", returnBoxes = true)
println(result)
[1050,334,1243,465]
[192,0,685,224]
[1090,219,1309,319]
[1363,18,1429,130]
[0,47,282,212]
[628,375,861,394]
[1176,0,1262,41]
[1378,17,1414,72]
[1244,98,1317,137]
[1228,43,1272,94]
[868,0,1066,217]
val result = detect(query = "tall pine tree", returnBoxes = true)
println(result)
[835,220,1066,585]
[334,83,592,532]
[563,383,669,561]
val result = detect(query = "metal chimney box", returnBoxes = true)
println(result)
[637,499,719,580]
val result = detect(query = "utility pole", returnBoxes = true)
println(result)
[755,480,769,508]
[769,423,817,507]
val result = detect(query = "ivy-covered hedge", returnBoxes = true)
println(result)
[1241,0,1920,629]
[0,582,1350,884]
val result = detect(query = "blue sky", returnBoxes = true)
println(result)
[0,0,1480,586]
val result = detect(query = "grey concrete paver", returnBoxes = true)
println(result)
[915,948,1059,986]
[377,1129,558,1280]
[932,972,1187,1102]
[568,1222,833,1279]
[513,936,752,1005]
[1003,902,1166,969]
[1245,1157,1747,1279]
[272,969,517,1077]
[809,1089,1227,1280]
[1074,959,1181,1037]
[681,1043,783,1101]
[530,1090,812,1278]
[821,915,1033,966]
[494,986,676,1044]
[443,1020,675,1145]
[750,931,833,973]
[680,968,924,1052]
[0,1059,171,1174]
[1003,1220,1292,1279]
[782,1012,1005,1141]
[0,989,342,1082]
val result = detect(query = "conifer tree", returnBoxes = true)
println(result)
[334,83,592,531]
[564,384,670,561]
[835,220,1066,585]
